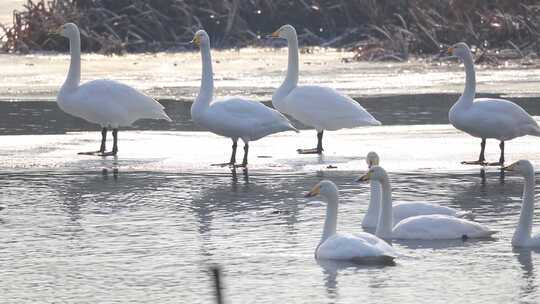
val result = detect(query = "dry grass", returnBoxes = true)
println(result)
[1,0,539,61]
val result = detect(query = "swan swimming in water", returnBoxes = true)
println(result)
[504,160,540,248]
[358,166,496,240]
[361,151,473,228]
[270,25,380,154]
[305,180,396,264]
[448,42,540,166]
[191,30,297,167]
[56,23,171,156]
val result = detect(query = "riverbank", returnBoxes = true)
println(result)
[1,0,539,61]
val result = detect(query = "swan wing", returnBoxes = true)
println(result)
[392,201,458,224]
[460,98,540,139]
[317,232,396,261]
[61,79,170,126]
[281,86,380,131]
[392,214,496,240]
[204,97,297,140]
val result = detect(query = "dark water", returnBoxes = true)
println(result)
[2,94,540,135]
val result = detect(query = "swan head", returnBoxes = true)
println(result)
[192,30,210,47]
[357,166,388,183]
[504,160,535,178]
[271,24,297,40]
[57,23,80,39]
[305,180,339,201]
[448,42,472,59]
[366,151,380,168]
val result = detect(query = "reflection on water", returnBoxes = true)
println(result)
[515,248,540,304]
[1,169,540,303]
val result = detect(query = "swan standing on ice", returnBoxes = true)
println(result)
[305,180,396,264]
[270,25,380,154]
[358,166,496,240]
[191,30,297,167]
[361,151,473,228]
[504,160,540,247]
[56,23,171,156]
[448,42,540,166]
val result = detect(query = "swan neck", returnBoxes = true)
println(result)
[194,42,214,111]
[513,173,536,246]
[460,53,476,104]
[62,33,81,91]
[320,193,338,245]
[375,177,393,239]
[364,181,381,225]
[273,35,299,102]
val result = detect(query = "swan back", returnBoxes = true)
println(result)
[316,232,396,264]
[393,214,496,240]
[280,85,380,131]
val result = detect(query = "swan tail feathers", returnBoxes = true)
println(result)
[146,110,172,122]
[527,126,540,137]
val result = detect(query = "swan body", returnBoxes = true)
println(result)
[306,180,396,264]
[392,214,493,240]
[193,97,295,141]
[448,42,540,165]
[361,151,473,228]
[358,166,496,240]
[191,30,296,166]
[274,85,380,131]
[56,23,171,156]
[504,160,540,247]
[59,79,170,127]
[316,232,395,264]
[271,25,380,154]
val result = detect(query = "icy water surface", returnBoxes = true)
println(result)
[2,49,540,303]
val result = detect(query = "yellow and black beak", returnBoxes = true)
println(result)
[191,35,200,47]
[270,30,280,38]
[503,162,517,171]
[357,172,371,182]
[305,184,321,198]
[447,47,454,55]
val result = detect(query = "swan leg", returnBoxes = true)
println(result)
[212,139,237,167]
[99,129,118,156]
[235,143,249,168]
[462,138,487,165]
[78,127,107,155]
[297,131,324,154]
[488,141,505,166]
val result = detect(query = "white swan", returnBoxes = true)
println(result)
[305,180,396,264]
[504,160,540,247]
[191,30,297,167]
[448,42,540,166]
[361,151,473,228]
[270,25,380,154]
[56,23,171,156]
[358,166,496,240]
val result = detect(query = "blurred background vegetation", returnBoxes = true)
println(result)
[0,0,539,61]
